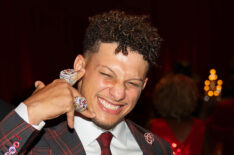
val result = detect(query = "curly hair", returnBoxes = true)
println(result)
[153,74,199,119]
[83,10,162,67]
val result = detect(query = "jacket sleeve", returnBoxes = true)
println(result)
[0,110,40,154]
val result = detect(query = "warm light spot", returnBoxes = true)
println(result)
[205,80,210,86]
[217,80,223,85]
[209,74,215,81]
[172,142,177,148]
[214,74,218,80]
[208,91,214,96]
[204,86,209,91]
[216,85,222,90]
[177,148,181,152]
[210,69,216,74]
[214,91,219,96]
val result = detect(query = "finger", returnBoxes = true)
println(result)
[53,78,71,84]
[35,80,45,88]
[66,110,75,129]
[70,87,95,118]
[33,80,46,94]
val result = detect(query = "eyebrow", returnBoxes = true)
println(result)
[100,65,144,82]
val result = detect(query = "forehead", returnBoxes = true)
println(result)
[86,42,149,77]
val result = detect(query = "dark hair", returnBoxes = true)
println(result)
[153,74,199,119]
[83,10,162,67]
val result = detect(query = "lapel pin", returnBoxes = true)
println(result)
[144,132,154,145]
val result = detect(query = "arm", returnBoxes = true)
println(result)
[0,110,40,154]
[0,68,95,154]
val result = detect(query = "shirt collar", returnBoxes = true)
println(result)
[74,116,128,147]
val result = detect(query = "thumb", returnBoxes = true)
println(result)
[33,80,45,94]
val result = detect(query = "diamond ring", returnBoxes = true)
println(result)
[74,96,87,112]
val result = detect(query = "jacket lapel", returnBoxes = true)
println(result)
[45,121,86,155]
[126,119,154,154]
[126,119,171,155]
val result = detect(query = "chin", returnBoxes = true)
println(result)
[92,118,123,130]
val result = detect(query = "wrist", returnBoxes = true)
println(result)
[24,99,44,125]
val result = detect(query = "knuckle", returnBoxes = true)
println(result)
[53,79,67,84]
[63,96,73,107]
[56,83,70,93]
[60,81,70,88]
[67,96,73,103]
[65,102,73,111]
[52,79,60,83]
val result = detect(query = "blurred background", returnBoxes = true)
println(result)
[1,0,233,104]
[1,0,234,154]
[0,0,233,104]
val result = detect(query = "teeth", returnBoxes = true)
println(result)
[98,98,120,110]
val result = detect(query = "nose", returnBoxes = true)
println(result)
[109,82,126,102]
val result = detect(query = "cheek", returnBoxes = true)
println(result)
[126,89,142,105]
[99,79,114,88]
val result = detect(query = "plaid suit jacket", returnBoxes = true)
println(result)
[0,110,172,155]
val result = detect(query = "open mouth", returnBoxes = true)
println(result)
[97,97,123,114]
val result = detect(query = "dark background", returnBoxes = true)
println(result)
[1,0,233,107]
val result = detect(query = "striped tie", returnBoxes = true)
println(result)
[97,132,113,155]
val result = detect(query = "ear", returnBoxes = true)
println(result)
[142,77,148,90]
[73,55,86,72]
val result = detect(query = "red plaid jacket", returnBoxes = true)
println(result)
[0,110,172,155]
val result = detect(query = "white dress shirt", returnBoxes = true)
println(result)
[15,103,142,155]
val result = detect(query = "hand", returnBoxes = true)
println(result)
[24,69,95,128]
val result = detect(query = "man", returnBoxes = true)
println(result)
[0,10,172,154]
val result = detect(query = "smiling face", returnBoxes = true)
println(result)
[76,42,149,130]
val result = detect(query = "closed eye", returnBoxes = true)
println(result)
[100,72,113,78]
[128,82,140,87]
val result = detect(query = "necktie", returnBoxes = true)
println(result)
[97,132,113,155]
